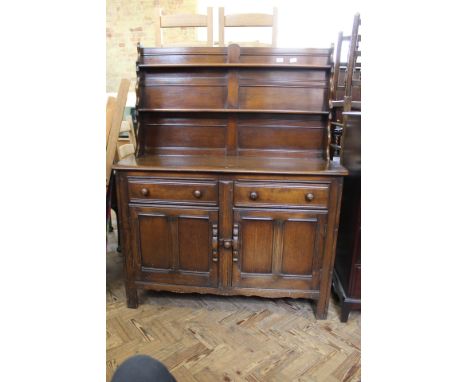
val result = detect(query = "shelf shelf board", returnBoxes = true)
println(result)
[137,63,332,70]
[137,108,329,115]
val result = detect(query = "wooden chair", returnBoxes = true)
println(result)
[155,7,213,47]
[218,7,278,47]
[106,79,130,240]
[330,13,361,161]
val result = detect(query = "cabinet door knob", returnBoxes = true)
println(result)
[249,191,258,200]
[223,240,232,249]
[305,193,314,201]
[193,189,202,198]
[141,188,149,196]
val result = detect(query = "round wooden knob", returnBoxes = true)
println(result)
[193,190,202,198]
[249,191,258,200]
[305,193,314,201]
[223,241,232,249]
[141,188,149,196]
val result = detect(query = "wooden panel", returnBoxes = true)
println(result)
[239,68,327,82]
[140,69,227,109]
[234,181,330,209]
[139,113,228,155]
[232,209,327,291]
[178,217,210,272]
[236,114,326,156]
[231,274,314,290]
[145,124,226,149]
[238,125,324,151]
[138,214,172,269]
[128,177,218,205]
[141,85,226,109]
[240,219,273,274]
[281,220,316,275]
[239,85,327,111]
[129,205,219,289]
[139,47,227,64]
[239,49,331,65]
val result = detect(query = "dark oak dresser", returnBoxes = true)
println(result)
[113,44,348,319]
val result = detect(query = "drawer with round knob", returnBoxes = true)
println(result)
[127,177,218,206]
[233,181,330,209]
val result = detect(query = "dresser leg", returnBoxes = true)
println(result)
[340,302,351,323]
[314,301,328,320]
[126,286,139,309]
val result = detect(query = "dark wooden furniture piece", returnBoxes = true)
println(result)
[113,43,347,319]
[330,14,361,322]
[333,111,360,322]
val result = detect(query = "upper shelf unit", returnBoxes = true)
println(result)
[136,44,334,114]
[135,44,335,159]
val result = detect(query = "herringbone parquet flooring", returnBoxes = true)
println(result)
[106,216,361,382]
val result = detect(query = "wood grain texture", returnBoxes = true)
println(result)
[106,224,361,382]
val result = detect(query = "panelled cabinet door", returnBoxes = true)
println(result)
[129,205,219,288]
[232,209,327,291]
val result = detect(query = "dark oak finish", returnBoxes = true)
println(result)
[333,112,361,322]
[129,205,219,288]
[114,44,347,319]
[330,14,361,322]
[233,181,330,209]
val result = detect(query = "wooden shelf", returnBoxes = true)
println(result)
[138,63,332,70]
[114,154,348,176]
[137,108,329,115]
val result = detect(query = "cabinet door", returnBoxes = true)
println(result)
[232,209,327,291]
[129,205,219,288]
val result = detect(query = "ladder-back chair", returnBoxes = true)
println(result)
[155,7,213,47]
[218,7,278,47]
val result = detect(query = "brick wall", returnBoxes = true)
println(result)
[106,0,197,92]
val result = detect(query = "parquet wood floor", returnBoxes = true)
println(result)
[106,215,361,382]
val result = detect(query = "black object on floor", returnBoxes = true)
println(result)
[111,355,176,382]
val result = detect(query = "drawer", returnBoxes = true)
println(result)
[234,181,330,209]
[128,178,218,205]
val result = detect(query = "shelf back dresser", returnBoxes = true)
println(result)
[113,44,348,319]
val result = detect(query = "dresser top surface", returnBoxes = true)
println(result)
[114,155,347,176]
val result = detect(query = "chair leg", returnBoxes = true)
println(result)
[340,302,352,323]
